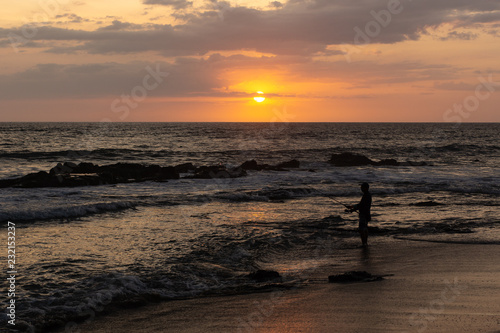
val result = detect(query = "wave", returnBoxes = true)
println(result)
[214,187,316,202]
[2,180,499,224]
[6,211,498,332]
[13,218,319,332]
[3,143,498,163]
[432,143,499,153]
[0,201,136,223]
[393,236,500,245]
[0,148,143,160]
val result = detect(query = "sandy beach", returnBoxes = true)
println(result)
[70,238,500,333]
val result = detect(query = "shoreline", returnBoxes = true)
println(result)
[65,238,500,333]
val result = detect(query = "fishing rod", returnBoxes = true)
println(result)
[305,185,358,213]
[327,196,348,208]
[326,195,358,213]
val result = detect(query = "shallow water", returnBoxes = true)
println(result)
[0,122,498,331]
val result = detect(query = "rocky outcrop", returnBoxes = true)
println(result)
[247,270,282,282]
[329,153,373,166]
[0,159,301,188]
[174,162,196,173]
[0,162,180,188]
[239,159,300,171]
[186,165,247,179]
[276,159,300,169]
[329,152,427,167]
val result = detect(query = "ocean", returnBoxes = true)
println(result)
[0,122,499,332]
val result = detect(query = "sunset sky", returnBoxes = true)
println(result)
[1,0,500,122]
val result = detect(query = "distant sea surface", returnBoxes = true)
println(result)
[0,122,499,331]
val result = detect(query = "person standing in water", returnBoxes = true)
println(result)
[348,182,372,247]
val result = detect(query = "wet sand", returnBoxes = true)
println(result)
[72,239,500,333]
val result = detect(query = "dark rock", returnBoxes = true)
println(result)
[328,271,384,283]
[190,166,246,179]
[75,162,99,173]
[0,178,19,188]
[0,161,180,188]
[59,174,103,187]
[156,166,179,180]
[191,165,224,179]
[50,163,73,175]
[376,158,399,166]
[102,163,147,180]
[248,270,282,283]
[329,152,427,167]
[174,162,195,173]
[400,161,428,166]
[227,167,247,178]
[2,159,255,188]
[329,153,375,166]
[18,171,54,188]
[240,160,260,170]
[239,159,300,171]
[275,159,300,169]
[64,162,78,169]
[93,163,180,181]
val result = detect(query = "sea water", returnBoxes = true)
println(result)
[0,122,498,331]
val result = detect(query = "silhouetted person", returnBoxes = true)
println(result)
[348,182,372,247]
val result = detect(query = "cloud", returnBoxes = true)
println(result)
[1,0,499,57]
[455,10,500,26]
[0,58,229,100]
[433,81,479,91]
[0,54,464,100]
[143,0,193,10]
[438,31,478,41]
[269,1,283,9]
[97,20,149,31]
[54,13,90,24]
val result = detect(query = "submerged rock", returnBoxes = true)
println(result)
[328,271,384,283]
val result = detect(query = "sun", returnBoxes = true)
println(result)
[253,91,266,103]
